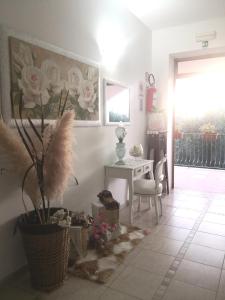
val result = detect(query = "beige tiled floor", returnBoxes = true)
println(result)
[110,266,163,300]
[192,231,225,251]
[131,249,174,276]
[174,259,220,291]
[1,188,225,300]
[163,280,216,300]
[142,236,183,256]
[184,244,225,268]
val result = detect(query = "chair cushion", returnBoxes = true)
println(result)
[134,179,163,195]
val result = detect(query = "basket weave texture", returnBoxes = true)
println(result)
[21,225,70,291]
[70,226,88,258]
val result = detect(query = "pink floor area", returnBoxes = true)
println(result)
[174,166,225,193]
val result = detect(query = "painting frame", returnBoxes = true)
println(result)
[103,78,130,126]
[0,25,101,127]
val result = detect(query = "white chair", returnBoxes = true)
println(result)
[133,157,166,224]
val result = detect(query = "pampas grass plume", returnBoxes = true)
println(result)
[0,120,40,206]
[44,111,75,200]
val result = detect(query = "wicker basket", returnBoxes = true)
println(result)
[70,226,88,258]
[19,212,70,291]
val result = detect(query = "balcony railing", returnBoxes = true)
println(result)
[175,133,225,169]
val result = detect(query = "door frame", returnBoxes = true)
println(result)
[171,52,225,189]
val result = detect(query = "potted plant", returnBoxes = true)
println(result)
[89,213,117,252]
[200,123,217,141]
[0,93,75,291]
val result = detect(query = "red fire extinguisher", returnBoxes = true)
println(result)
[145,73,157,112]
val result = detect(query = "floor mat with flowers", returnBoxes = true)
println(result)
[68,225,150,284]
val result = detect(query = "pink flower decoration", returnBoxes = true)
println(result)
[143,229,151,235]
[101,222,109,229]
[111,224,117,230]
[94,233,100,240]
[100,228,106,234]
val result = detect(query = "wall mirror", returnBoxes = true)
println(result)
[104,79,130,125]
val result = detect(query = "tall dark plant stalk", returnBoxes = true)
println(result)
[17,91,71,224]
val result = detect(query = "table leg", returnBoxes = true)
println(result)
[104,167,109,189]
[128,174,134,224]
[153,195,159,224]
[150,168,154,180]
[125,180,129,207]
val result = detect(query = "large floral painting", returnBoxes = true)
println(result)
[8,37,100,124]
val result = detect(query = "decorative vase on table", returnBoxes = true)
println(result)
[116,142,126,164]
[129,144,143,160]
[115,123,127,165]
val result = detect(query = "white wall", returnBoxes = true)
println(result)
[0,0,152,280]
[152,17,225,187]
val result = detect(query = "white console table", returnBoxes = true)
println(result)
[104,159,154,224]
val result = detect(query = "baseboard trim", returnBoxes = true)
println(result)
[0,265,28,286]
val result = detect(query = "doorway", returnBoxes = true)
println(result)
[172,55,225,191]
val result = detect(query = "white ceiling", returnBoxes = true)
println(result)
[123,0,225,30]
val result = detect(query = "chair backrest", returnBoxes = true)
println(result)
[155,156,167,191]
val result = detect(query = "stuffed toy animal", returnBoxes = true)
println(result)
[97,190,120,210]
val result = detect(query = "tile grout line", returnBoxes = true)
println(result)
[215,252,225,300]
[107,286,143,300]
[152,198,212,300]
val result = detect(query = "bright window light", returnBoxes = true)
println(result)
[107,89,129,117]
[175,59,225,120]
[97,20,126,71]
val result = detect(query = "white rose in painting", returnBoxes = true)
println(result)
[18,66,49,108]
[87,66,98,83]
[13,43,33,69]
[78,80,96,113]
[66,67,83,96]
[41,59,62,94]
